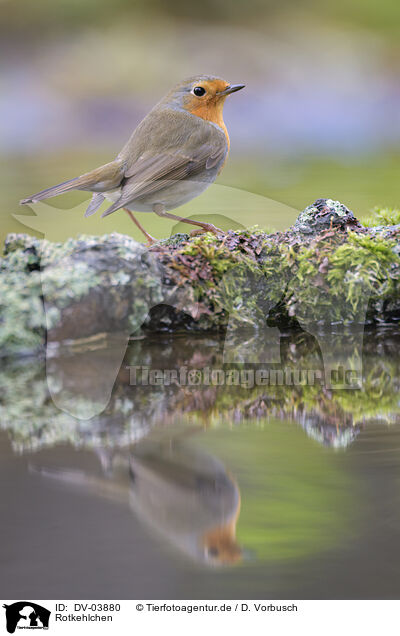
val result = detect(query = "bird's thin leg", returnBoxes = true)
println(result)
[152,203,222,235]
[124,208,155,245]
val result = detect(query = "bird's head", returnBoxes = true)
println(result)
[202,529,242,565]
[200,513,243,566]
[161,75,245,125]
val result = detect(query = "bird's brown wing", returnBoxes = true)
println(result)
[101,138,227,218]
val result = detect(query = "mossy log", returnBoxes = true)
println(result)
[1,198,400,354]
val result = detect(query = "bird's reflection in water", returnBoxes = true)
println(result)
[33,431,242,566]
[130,437,241,565]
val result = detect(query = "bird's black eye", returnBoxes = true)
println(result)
[193,86,206,97]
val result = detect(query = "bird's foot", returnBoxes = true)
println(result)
[190,224,224,237]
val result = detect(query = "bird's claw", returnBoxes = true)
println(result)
[190,224,223,237]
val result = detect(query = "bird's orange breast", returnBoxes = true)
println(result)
[184,97,230,153]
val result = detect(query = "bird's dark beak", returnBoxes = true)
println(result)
[217,84,245,96]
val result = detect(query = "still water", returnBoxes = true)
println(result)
[1,328,400,599]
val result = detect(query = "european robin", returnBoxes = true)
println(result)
[129,437,242,565]
[20,75,245,244]
[33,438,242,566]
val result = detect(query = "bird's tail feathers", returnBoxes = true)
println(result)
[84,193,105,217]
[20,177,82,205]
[20,160,124,206]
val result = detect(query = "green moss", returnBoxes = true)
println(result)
[362,206,400,228]
[154,213,400,330]
[162,229,300,330]
[327,232,400,316]
[163,231,266,328]
[284,230,400,324]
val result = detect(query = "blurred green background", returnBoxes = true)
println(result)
[1,0,399,246]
